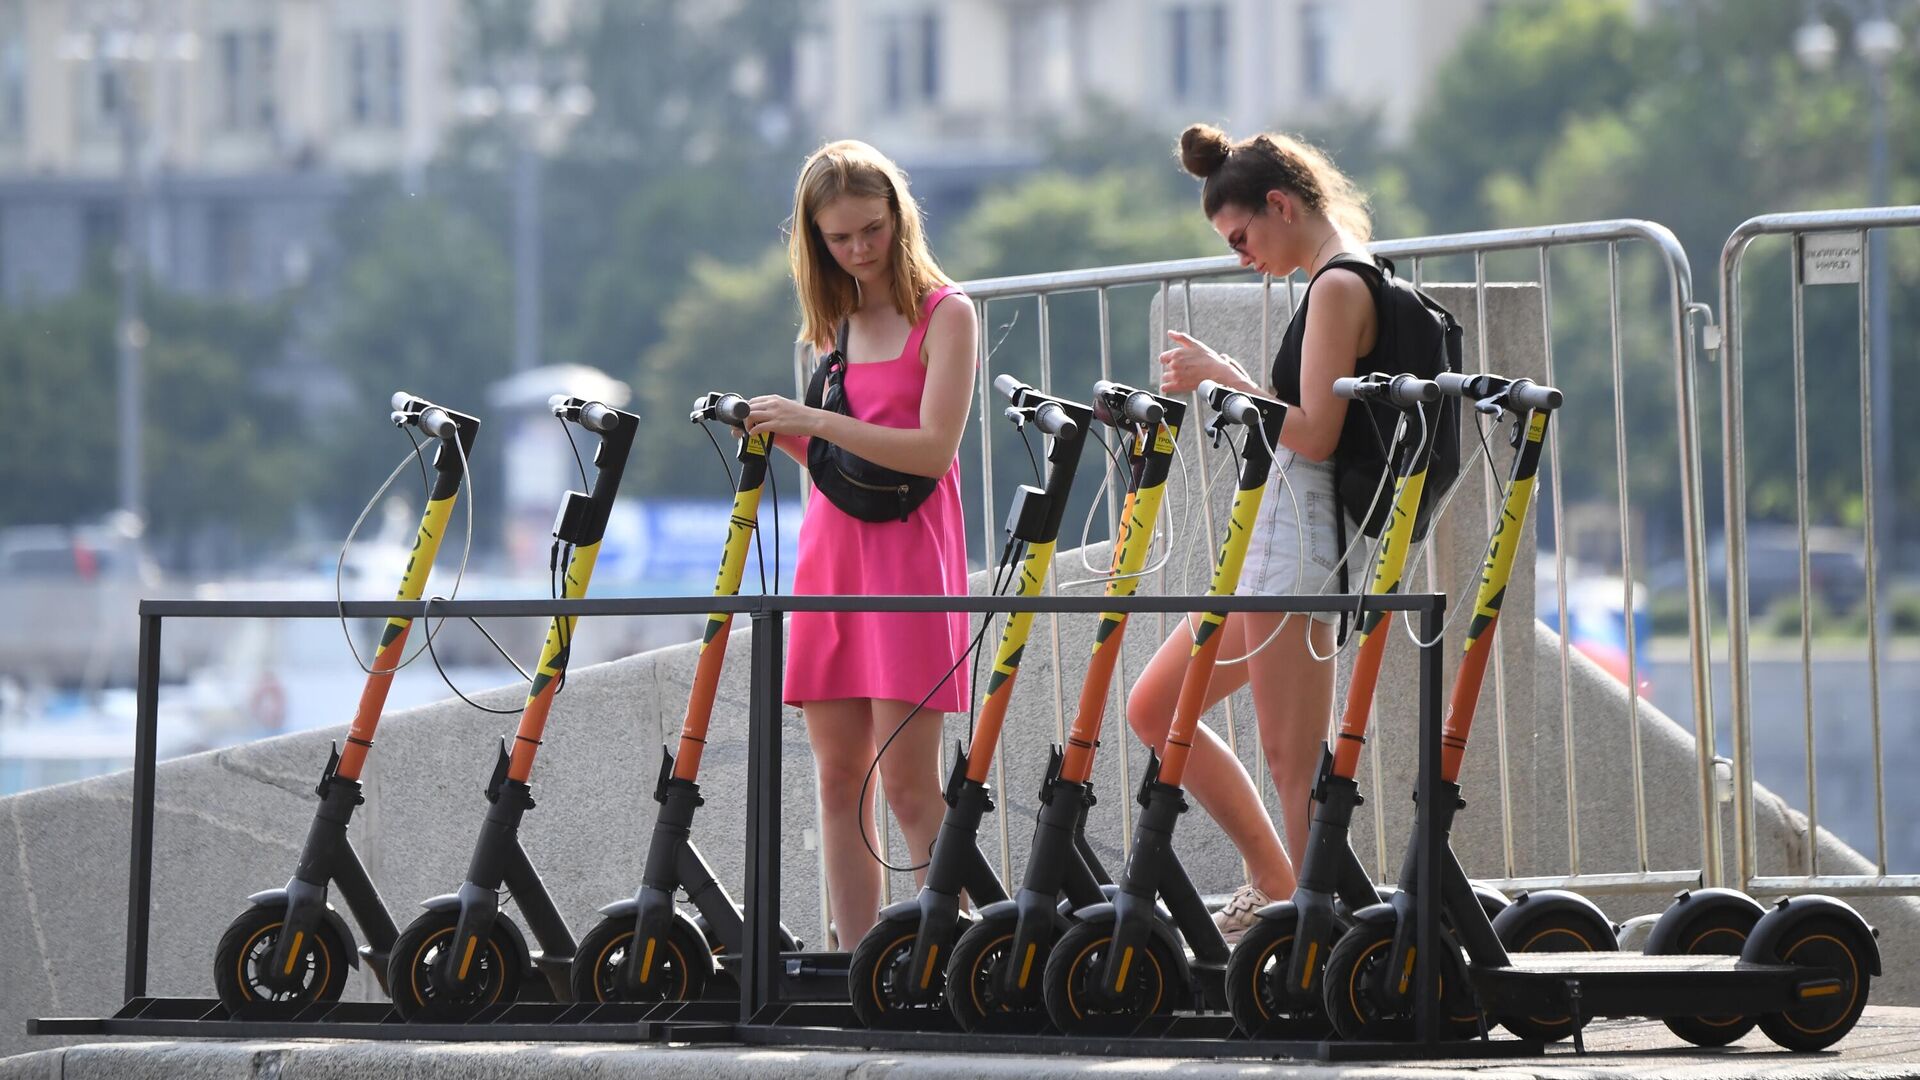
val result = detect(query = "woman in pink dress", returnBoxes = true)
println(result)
[745,140,976,944]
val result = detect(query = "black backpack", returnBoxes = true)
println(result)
[1317,253,1462,544]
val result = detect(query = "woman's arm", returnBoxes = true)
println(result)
[745,296,979,478]
[1281,269,1373,462]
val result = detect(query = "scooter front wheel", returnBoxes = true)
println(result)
[847,910,957,1029]
[213,905,350,1018]
[388,908,525,1021]
[1041,917,1178,1036]
[947,911,1047,1032]
[1322,918,1481,1042]
[1223,907,1333,1039]
[570,911,711,1003]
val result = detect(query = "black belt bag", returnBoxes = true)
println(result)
[802,321,939,523]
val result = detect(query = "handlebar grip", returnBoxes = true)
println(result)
[1509,379,1563,413]
[714,393,751,425]
[1435,372,1473,397]
[416,407,457,441]
[1033,402,1079,440]
[391,391,421,413]
[577,401,620,434]
[1332,377,1366,401]
[993,372,1026,403]
[1387,375,1441,409]
[1198,380,1258,427]
[1092,380,1164,425]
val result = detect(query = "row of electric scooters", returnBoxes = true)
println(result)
[213,374,1877,1051]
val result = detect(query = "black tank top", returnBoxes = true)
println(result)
[1267,255,1381,405]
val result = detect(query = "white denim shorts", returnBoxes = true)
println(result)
[1234,450,1357,624]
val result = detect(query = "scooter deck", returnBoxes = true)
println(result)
[1470,954,1830,1019]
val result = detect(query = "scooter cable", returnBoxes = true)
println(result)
[1397,406,1513,650]
[856,537,1022,874]
[696,416,773,596]
[1060,426,1176,588]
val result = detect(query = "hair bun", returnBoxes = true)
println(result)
[1178,124,1232,179]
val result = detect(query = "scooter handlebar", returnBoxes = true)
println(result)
[1033,401,1079,440]
[1198,378,1258,427]
[1334,374,1439,409]
[1093,380,1164,425]
[992,372,1026,403]
[1508,379,1563,413]
[389,392,458,440]
[713,393,751,426]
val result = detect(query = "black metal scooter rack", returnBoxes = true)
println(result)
[32,590,1546,1060]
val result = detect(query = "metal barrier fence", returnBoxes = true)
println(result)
[795,218,1721,900]
[1719,205,1920,897]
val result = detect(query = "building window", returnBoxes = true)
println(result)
[878,10,940,115]
[215,27,277,132]
[0,1,24,140]
[343,26,404,128]
[1009,4,1074,115]
[1167,3,1228,108]
[1300,2,1330,101]
[208,202,251,294]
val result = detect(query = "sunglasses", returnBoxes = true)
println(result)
[1225,206,1265,255]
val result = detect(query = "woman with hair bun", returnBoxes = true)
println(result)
[1127,123,1379,942]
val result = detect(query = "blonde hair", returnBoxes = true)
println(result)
[788,139,953,352]
[1178,123,1373,243]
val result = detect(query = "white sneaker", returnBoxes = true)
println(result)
[1212,883,1271,945]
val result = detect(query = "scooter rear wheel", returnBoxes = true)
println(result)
[1222,907,1333,1039]
[1041,917,1179,1036]
[1491,892,1616,1042]
[570,911,711,1003]
[1754,916,1872,1052]
[1647,899,1759,1047]
[388,908,524,1022]
[213,905,350,1018]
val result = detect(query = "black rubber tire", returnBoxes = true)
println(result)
[1492,896,1616,1042]
[946,911,1048,1032]
[1222,908,1333,1039]
[1041,918,1179,1036]
[1648,902,1760,1047]
[387,908,525,1022]
[213,905,350,1018]
[569,911,712,1003]
[1322,919,1481,1042]
[1755,917,1872,1052]
[846,910,955,1029]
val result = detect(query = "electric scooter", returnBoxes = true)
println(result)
[1039,379,1290,1035]
[1323,372,1880,1053]
[1222,372,1505,1038]
[943,381,1183,1031]
[845,374,1094,1028]
[213,393,479,1017]
[385,394,639,1021]
[568,391,809,1006]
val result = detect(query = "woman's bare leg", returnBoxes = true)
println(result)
[1125,614,1296,898]
[804,698,882,945]
[869,699,948,891]
[1243,613,1337,863]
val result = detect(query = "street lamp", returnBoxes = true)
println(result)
[1794,0,1907,614]
[59,18,198,529]
[459,61,594,375]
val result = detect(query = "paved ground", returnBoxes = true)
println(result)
[5,1008,1918,1079]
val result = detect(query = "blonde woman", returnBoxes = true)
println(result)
[746,140,978,944]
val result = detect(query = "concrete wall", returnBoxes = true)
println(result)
[5,280,1916,1061]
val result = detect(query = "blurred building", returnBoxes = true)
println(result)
[0,0,459,305]
[805,0,1488,199]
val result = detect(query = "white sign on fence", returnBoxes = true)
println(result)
[1802,231,1865,286]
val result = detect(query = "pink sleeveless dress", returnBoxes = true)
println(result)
[785,286,972,711]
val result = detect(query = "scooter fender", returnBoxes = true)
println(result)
[420,890,533,980]
[877,898,921,925]
[1643,887,1763,954]
[246,888,361,969]
[1743,895,1881,976]
[1491,888,1615,950]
